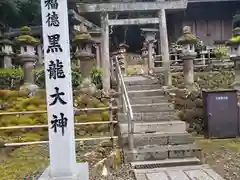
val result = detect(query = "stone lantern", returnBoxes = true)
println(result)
[73,24,96,94]
[141,28,158,72]
[226,27,240,90]
[177,26,198,86]
[0,24,14,68]
[141,47,148,58]
[117,43,129,75]
[73,24,96,77]
[226,27,240,68]
[16,26,40,92]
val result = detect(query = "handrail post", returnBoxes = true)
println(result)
[114,56,134,151]
[109,98,114,149]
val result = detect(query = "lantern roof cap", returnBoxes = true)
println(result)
[177,26,198,45]
[118,42,129,48]
[15,26,40,46]
[73,24,94,44]
[226,27,240,46]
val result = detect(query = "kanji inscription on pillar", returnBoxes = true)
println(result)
[40,0,77,177]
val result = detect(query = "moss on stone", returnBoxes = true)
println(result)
[16,35,40,45]
[0,90,109,143]
[16,26,40,45]
[167,71,235,134]
[20,26,31,35]
[73,31,94,44]
[177,33,198,45]
[226,28,240,46]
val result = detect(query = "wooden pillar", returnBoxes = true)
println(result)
[101,12,110,91]
[158,9,172,86]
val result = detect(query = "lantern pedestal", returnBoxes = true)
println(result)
[177,26,198,87]
[75,51,95,77]
[181,53,197,86]
[19,54,39,93]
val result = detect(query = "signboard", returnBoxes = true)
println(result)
[40,0,77,177]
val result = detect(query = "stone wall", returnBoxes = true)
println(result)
[165,71,235,133]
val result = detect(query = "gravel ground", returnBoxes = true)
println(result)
[90,164,134,180]
[196,137,240,180]
[202,149,240,180]
[0,141,116,180]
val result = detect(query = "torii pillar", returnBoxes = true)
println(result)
[101,12,110,92]
[158,8,172,86]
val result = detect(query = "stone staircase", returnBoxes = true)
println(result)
[118,76,224,180]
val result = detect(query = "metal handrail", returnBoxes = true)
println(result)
[114,56,134,150]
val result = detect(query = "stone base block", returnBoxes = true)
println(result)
[38,163,89,180]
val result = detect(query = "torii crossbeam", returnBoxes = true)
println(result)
[76,1,188,13]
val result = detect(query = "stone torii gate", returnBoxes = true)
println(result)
[76,0,188,91]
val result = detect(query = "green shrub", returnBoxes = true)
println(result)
[35,66,82,88]
[0,90,109,143]
[0,68,23,89]
[90,66,103,89]
[0,65,104,90]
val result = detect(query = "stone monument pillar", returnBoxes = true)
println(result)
[16,26,39,91]
[177,26,198,86]
[73,24,96,77]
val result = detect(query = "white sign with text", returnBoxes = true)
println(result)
[39,0,88,179]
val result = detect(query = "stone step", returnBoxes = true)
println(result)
[128,89,165,98]
[127,84,161,91]
[132,103,174,113]
[121,132,194,147]
[130,157,201,169]
[130,96,169,104]
[124,78,159,86]
[124,144,202,162]
[119,121,186,134]
[118,112,178,122]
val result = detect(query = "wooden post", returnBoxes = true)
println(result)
[101,12,110,92]
[158,9,172,86]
